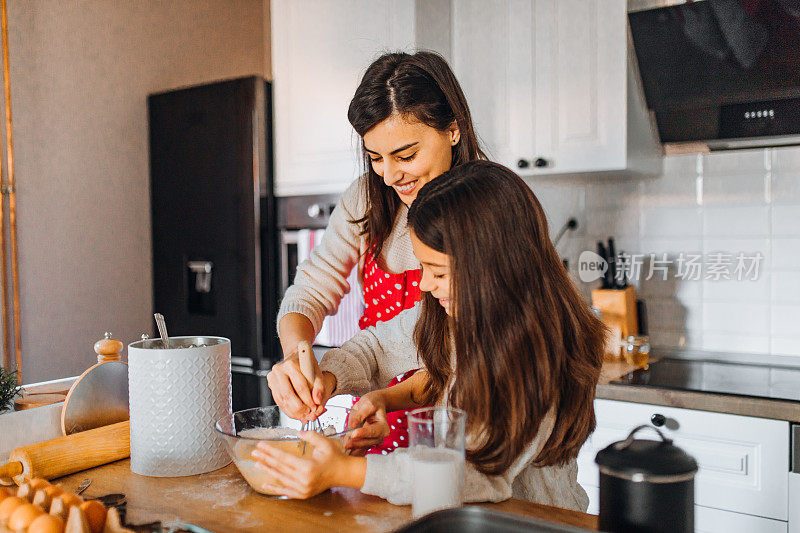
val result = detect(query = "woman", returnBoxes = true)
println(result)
[254,161,606,510]
[269,51,485,451]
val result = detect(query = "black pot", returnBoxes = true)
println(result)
[595,425,698,533]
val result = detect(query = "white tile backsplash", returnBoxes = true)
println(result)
[771,271,800,303]
[770,337,800,357]
[770,304,800,338]
[772,170,800,204]
[640,173,699,206]
[771,204,800,235]
[649,329,703,350]
[702,148,770,175]
[703,205,770,237]
[702,276,770,302]
[702,172,770,206]
[702,333,771,354]
[641,206,702,237]
[543,144,800,359]
[703,302,770,335]
[771,238,800,270]
[773,146,800,171]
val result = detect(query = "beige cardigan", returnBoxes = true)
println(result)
[277,177,420,335]
[320,305,590,512]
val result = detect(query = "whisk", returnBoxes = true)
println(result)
[298,341,321,453]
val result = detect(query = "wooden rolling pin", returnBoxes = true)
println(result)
[0,421,129,486]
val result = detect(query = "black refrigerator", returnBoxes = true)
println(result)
[148,76,278,411]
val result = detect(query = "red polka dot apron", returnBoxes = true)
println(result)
[356,251,422,455]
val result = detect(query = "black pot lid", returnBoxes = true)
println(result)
[595,425,698,480]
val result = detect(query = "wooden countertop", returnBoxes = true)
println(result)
[55,459,597,532]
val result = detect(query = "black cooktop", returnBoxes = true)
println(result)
[611,358,800,403]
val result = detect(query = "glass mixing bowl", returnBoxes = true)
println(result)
[214,405,356,497]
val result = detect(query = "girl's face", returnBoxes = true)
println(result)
[363,114,460,206]
[410,230,453,315]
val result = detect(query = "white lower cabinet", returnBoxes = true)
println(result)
[583,486,787,533]
[695,506,787,533]
[578,399,791,532]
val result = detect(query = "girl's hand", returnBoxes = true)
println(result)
[251,431,365,499]
[345,392,390,453]
[267,353,336,422]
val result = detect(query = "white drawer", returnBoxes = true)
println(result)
[577,399,789,521]
[696,505,787,533]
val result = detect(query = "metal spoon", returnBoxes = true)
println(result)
[154,313,170,349]
[75,478,92,495]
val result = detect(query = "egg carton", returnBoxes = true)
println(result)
[0,479,131,533]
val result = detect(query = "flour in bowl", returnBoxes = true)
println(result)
[238,427,300,440]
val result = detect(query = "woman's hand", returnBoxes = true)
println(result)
[267,352,336,422]
[345,391,390,454]
[251,431,366,499]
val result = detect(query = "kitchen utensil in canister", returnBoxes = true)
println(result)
[154,313,170,348]
[61,333,129,435]
[595,425,698,532]
[127,336,232,477]
[0,421,130,486]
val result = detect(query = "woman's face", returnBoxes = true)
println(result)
[410,230,453,315]
[363,114,460,206]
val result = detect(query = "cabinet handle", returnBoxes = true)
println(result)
[534,157,548,168]
[517,159,530,169]
[651,413,666,427]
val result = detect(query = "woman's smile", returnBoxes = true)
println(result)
[395,179,419,196]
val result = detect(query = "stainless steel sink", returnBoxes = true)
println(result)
[394,507,593,532]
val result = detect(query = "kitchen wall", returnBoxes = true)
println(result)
[3,0,270,383]
[530,145,800,359]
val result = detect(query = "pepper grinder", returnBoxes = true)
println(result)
[60,332,130,435]
[94,332,124,363]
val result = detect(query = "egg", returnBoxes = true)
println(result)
[57,493,83,508]
[43,485,63,499]
[48,497,69,521]
[16,482,35,502]
[79,501,106,533]
[0,487,13,504]
[33,489,53,510]
[0,496,26,525]
[28,513,64,533]
[28,478,50,491]
[8,502,44,531]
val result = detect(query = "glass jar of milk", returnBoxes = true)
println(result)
[407,406,467,518]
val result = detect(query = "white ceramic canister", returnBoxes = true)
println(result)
[127,336,232,476]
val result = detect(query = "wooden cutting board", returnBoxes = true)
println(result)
[14,393,67,410]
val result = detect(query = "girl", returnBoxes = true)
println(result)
[254,161,606,510]
[269,51,485,452]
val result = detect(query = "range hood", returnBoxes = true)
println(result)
[628,0,800,150]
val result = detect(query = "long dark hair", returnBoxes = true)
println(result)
[348,51,485,258]
[408,161,606,475]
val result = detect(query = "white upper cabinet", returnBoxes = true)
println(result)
[271,0,662,196]
[271,0,415,196]
[423,0,662,178]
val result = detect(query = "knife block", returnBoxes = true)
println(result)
[592,286,638,359]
